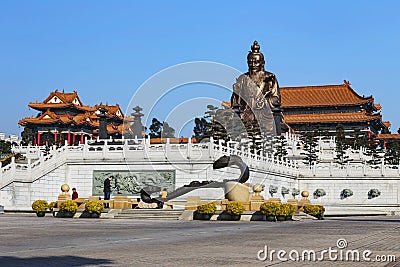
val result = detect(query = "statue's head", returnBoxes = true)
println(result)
[247,41,265,73]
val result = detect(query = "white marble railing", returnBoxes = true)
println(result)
[3,135,400,189]
[3,137,298,188]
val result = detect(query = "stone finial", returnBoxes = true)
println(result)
[61,184,70,192]
[301,191,309,199]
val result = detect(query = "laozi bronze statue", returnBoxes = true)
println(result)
[231,40,287,136]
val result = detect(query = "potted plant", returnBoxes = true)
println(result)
[85,200,104,218]
[31,200,48,217]
[226,202,244,221]
[275,204,286,221]
[59,200,78,218]
[282,203,296,221]
[304,204,325,220]
[260,202,280,222]
[195,202,217,220]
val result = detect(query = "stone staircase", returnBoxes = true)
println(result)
[113,209,184,220]
[292,211,317,220]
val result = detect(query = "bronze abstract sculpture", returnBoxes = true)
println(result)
[231,41,286,136]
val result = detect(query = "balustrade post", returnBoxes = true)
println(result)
[346,161,350,176]
[83,140,88,159]
[165,138,170,158]
[27,158,32,177]
[329,161,333,176]
[103,140,108,158]
[381,158,385,176]
[186,136,192,159]
[209,136,214,158]
[143,136,150,159]
[11,156,16,176]
[123,139,128,159]
[363,161,366,176]
[312,161,316,176]
[218,139,223,154]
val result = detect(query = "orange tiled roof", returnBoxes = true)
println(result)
[19,110,98,127]
[43,89,82,105]
[377,134,400,140]
[382,121,391,128]
[284,110,381,124]
[29,90,125,118]
[280,80,373,108]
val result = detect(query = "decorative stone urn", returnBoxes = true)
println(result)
[301,191,309,199]
[252,184,264,196]
[58,183,72,201]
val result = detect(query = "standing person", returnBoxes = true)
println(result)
[72,188,78,200]
[104,176,113,208]
[160,188,168,200]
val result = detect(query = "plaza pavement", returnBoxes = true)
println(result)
[0,213,399,267]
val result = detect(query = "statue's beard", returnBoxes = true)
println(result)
[248,71,265,87]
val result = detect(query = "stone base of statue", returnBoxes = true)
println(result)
[224,181,250,202]
[286,199,299,211]
[250,195,265,211]
[138,201,158,209]
[57,193,72,202]
[266,198,281,203]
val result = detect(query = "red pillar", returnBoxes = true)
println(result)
[72,133,76,146]
[80,133,84,144]
[37,132,41,146]
[67,131,71,146]
[54,131,58,144]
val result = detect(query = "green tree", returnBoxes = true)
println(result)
[384,140,400,165]
[0,140,12,155]
[149,118,163,138]
[350,128,367,149]
[300,128,319,166]
[21,127,33,146]
[364,134,383,166]
[161,122,175,138]
[381,127,391,134]
[193,117,211,142]
[273,136,288,160]
[335,124,349,165]
[148,118,175,138]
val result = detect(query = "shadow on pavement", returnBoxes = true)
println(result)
[0,255,113,267]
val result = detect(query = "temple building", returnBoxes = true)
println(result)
[223,80,389,136]
[19,90,132,146]
[280,80,388,135]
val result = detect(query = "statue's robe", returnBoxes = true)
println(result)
[231,71,280,136]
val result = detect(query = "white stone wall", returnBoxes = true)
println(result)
[298,177,400,215]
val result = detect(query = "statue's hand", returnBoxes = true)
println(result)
[271,99,281,107]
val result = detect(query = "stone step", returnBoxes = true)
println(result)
[292,211,317,220]
[114,215,180,220]
[113,209,184,220]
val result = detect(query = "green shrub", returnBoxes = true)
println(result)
[281,203,296,216]
[304,204,325,216]
[226,202,244,215]
[48,202,57,211]
[59,200,78,213]
[196,202,217,215]
[85,200,104,214]
[260,202,281,216]
[31,200,48,213]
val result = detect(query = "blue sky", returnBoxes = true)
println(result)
[1,1,400,137]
